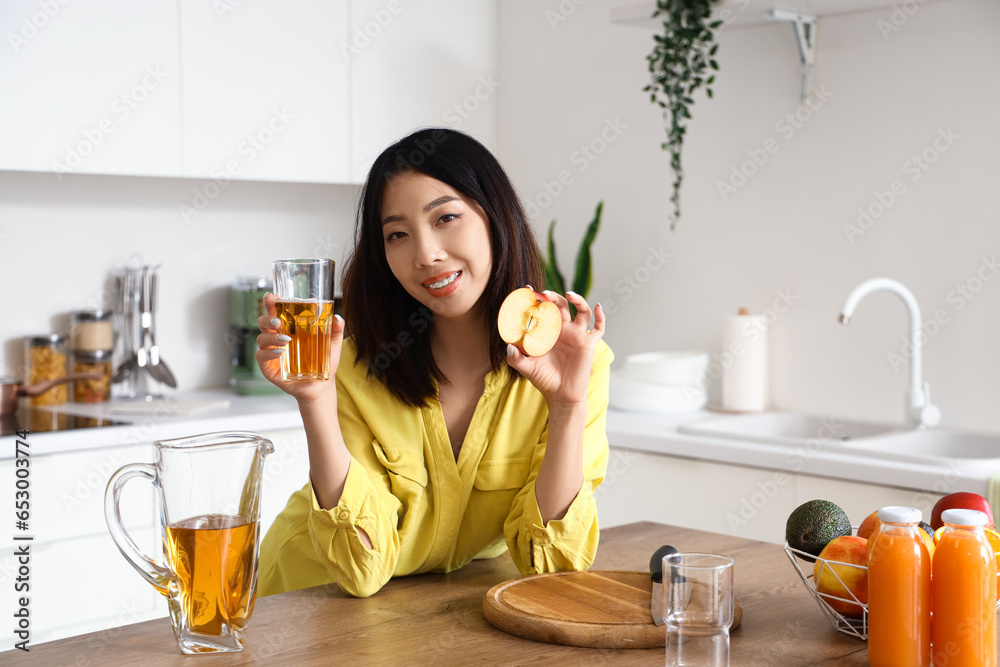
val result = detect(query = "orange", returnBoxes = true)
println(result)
[920,529,935,559]
[985,527,1000,598]
[984,527,1000,554]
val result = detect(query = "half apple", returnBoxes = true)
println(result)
[498,287,562,357]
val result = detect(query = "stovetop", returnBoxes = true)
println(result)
[1,405,127,437]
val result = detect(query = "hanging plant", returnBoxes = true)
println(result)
[644,0,722,230]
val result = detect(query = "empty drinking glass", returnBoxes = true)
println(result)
[664,552,735,667]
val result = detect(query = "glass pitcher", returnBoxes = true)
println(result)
[104,431,274,654]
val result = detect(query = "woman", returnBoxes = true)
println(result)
[256,128,613,598]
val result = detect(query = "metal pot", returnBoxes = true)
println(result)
[0,373,100,415]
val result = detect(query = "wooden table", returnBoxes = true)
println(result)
[1,522,869,665]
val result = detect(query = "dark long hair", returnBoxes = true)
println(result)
[341,128,543,406]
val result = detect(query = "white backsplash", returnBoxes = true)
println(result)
[496,0,1000,432]
[0,171,356,389]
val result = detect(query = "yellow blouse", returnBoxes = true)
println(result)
[258,337,613,598]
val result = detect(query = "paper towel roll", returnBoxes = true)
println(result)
[721,310,769,412]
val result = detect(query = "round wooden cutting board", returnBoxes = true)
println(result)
[483,570,662,649]
[483,570,742,649]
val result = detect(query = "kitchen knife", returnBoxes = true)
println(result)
[649,544,678,626]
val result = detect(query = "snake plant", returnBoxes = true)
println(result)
[542,201,603,315]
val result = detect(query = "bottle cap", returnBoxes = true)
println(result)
[941,508,989,527]
[877,506,922,524]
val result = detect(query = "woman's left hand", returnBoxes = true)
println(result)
[505,291,606,410]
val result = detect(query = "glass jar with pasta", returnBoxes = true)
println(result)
[73,349,113,403]
[24,334,68,406]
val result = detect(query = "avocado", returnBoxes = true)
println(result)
[785,499,852,562]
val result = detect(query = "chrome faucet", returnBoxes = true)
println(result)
[839,278,941,429]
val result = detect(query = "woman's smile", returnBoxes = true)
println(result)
[422,270,463,297]
[381,172,493,318]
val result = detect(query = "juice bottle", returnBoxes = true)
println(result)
[867,506,931,667]
[931,508,998,667]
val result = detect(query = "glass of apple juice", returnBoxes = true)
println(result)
[272,258,336,381]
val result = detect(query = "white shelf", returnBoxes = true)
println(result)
[611,0,959,30]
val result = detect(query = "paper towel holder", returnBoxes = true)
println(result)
[721,307,769,412]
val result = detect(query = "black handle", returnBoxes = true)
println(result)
[650,545,678,584]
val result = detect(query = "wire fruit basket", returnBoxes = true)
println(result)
[783,541,868,640]
[785,535,1000,641]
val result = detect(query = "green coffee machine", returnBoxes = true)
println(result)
[227,276,283,395]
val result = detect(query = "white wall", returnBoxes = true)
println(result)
[2,0,997,434]
[0,172,356,389]
[497,0,1000,432]
[0,0,499,395]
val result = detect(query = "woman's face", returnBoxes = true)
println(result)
[380,172,493,321]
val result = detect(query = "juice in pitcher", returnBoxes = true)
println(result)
[931,509,998,667]
[867,506,931,667]
[164,514,259,637]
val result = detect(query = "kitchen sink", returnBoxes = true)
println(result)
[679,412,1000,465]
[839,429,1000,464]
[678,412,904,447]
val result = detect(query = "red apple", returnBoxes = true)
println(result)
[498,287,562,357]
[930,492,994,530]
[857,510,880,540]
[814,535,869,618]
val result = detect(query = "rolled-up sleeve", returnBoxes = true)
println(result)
[504,341,612,575]
[303,375,405,598]
[305,455,401,597]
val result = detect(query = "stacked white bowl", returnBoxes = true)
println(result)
[609,351,709,414]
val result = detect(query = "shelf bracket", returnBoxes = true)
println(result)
[768,9,817,104]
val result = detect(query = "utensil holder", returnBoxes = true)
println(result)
[112,265,167,400]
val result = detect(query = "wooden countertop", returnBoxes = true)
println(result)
[1,522,869,665]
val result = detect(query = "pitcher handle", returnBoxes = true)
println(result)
[104,463,172,596]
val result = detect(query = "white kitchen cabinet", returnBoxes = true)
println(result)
[0,529,162,647]
[0,442,162,646]
[258,427,311,538]
[0,443,154,552]
[1,1,496,183]
[596,448,798,544]
[349,0,497,180]
[179,0,350,183]
[598,446,947,545]
[0,425,308,646]
[0,0,182,177]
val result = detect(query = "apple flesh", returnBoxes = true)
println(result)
[930,492,995,530]
[814,535,869,618]
[498,287,562,357]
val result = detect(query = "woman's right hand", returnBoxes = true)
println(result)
[255,292,346,404]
